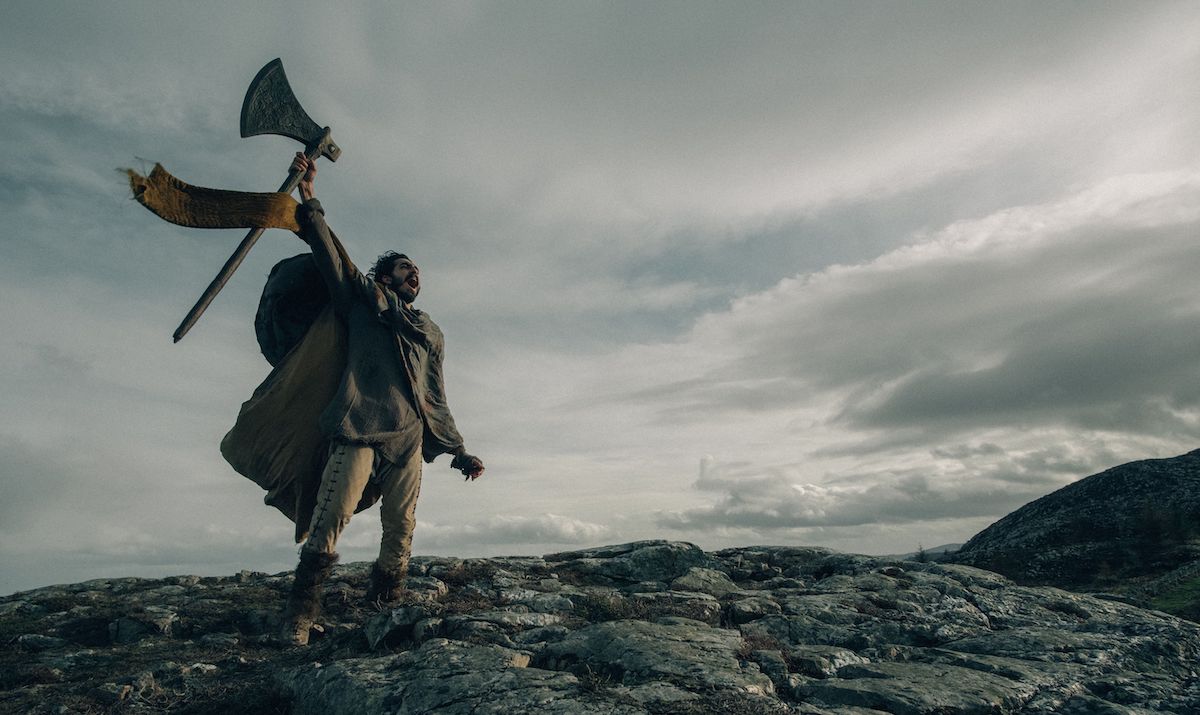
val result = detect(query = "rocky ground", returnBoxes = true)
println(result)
[3,540,1200,714]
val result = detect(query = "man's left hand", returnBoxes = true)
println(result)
[452,453,485,481]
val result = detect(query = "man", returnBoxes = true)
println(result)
[280,152,485,646]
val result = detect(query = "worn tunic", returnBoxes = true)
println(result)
[297,198,465,465]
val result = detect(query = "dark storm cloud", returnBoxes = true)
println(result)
[642,181,1200,450]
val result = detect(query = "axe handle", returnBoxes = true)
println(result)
[172,139,328,343]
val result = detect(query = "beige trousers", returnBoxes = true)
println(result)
[301,442,423,574]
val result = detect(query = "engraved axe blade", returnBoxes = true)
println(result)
[241,58,341,161]
[173,58,341,343]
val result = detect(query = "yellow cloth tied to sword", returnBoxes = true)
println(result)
[127,164,365,542]
[127,163,303,232]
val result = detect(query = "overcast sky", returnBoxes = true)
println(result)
[3,1,1200,595]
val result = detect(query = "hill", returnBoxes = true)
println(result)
[3,541,1200,713]
[950,448,1200,617]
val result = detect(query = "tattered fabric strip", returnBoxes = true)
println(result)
[125,163,301,232]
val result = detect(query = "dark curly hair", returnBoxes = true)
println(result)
[368,251,410,282]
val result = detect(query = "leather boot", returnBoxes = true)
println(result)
[365,560,407,606]
[280,550,338,646]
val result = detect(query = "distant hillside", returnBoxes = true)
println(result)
[881,543,962,561]
[951,448,1200,616]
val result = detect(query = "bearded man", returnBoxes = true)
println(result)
[278,152,485,645]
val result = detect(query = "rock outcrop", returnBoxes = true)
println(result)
[950,449,1200,617]
[4,541,1200,713]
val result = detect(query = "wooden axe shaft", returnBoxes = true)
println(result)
[172,138,326,343]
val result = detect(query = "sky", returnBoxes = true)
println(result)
[3,1,1200,595]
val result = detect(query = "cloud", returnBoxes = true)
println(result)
[417,513,613,549]
[623,171,1200,437]
[431,169,1200,554]
[0,64,220,136]
[658,441,1117,533]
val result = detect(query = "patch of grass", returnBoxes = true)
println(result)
[1150,575,1200,620]
[648,596,721,624]
[735,632,785,661]
[572,593,649,623]
[437,589,493,616]
[438,561,498,588]
[577,664,614,693]
[168,673,292,715]
[657,688,790,715]
[28,594,79,614]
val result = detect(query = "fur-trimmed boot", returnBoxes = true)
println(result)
[280,550,338,646]
[365,561,407,606]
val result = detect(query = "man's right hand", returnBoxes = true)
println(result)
[292,152,317,201]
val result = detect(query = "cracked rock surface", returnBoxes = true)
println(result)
[2,541,1199,713]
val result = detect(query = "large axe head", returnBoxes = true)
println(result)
[240,58,341,161]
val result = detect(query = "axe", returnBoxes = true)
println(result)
[172,58,341,342]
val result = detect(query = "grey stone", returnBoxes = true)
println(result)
[198,632,240,647]
[726,594,783,624]
[17,633,68,650]
[617,681,701,706]
[629,590,722,624]
[445,609,564,631]
[0,600,45,618]
[622,580,669,593]
[787,645,869,678]
[364,605,432,650]
[94,682,132,703]
[442,619,518,648]
[536,619,774,695]
[280,639,645,714]
[136,585,188,601]
[748,648,790,690]
[407,576,449,599]
[412,617,443,643]
[799,661,1036,714]
[498,587,539,604]
[515,625,571,645]
[547,540,710,583]
[670,566,739,597]
[755,576,806,590]
[109,619,151,643]
[528,593,574,613]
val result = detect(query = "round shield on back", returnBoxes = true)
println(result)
[254,254,330,366]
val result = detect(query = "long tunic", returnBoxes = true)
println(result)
[297,198,465,465]
[221,200,466,541]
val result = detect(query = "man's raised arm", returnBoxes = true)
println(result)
[290,153,377,312]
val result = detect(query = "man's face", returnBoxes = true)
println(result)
[384,256,420,303]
